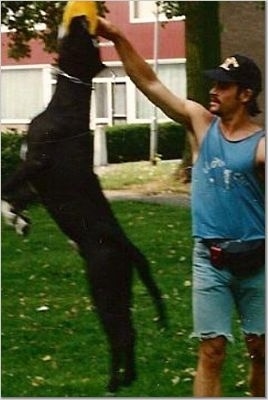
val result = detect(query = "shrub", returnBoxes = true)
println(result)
[1,130,26,181]
[157,122,186,160]
[1,122,186,178]
[106,122,186,163]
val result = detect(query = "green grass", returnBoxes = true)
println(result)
[2,202,250,397]
[96,160,189,194]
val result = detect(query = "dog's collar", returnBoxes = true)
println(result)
[53,67,92,87]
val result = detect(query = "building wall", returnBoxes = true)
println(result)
[1,1,265,129]
[1,37,55,66]
[1,1,186,131]
[219,1,265,124]
[99,1,185,61]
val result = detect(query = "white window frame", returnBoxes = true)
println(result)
[1,59,186,127]
[129,1,185,24]
[1,64,53,124]
[129,58,186,124]
[92,59,186,125]
[92,75,129,127]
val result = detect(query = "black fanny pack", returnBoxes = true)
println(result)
[203,239,265,278]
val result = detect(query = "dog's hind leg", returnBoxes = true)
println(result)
[81,242,137,392]
[121,326,137,387]
[98,311,137,393]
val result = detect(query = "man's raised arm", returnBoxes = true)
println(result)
[97,16,212,138]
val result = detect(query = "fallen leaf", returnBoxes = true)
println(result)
[171,376,180,385]
[184,280,192,287]
[31,376,45,387]
[41,355,52,362]
[36,306,49,312]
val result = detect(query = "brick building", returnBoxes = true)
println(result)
[1,1,265,131]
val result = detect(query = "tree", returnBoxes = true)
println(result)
[160,1,220,103]
[1,2,64,59]
[1,1,107,59]
[160,1,221,181]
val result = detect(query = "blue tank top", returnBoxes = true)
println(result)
[191,117,265,240]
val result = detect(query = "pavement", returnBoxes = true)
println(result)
[104,189,190,207]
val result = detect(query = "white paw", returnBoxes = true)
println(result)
[14,216,30,236]
[1,200,30,235]
[1,200,16,226]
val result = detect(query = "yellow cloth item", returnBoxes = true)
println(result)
[62,1,98,35]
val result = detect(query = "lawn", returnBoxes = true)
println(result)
[2,162,250,398]
[96,160,190,195]
[2,200,250,397]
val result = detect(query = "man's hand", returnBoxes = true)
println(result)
[97,16,120,41]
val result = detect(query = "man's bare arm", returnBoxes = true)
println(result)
[97,17,212,142]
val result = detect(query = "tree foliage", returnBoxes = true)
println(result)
[1,1,107,59]
[2,2,64,59]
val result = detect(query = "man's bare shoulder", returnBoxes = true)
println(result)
[185,100,214,142]
[256,135,265,162]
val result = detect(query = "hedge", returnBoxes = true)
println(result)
[1,122,186,178]
[106,122,186,163]
[1,130,26,181]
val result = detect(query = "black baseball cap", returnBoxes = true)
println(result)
[204,54,262,95]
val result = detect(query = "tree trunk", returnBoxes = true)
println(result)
[179,2,220,182]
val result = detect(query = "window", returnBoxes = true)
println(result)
[92,61,186,125]
[130,1,184,23]
[112,82,127,124]
[93,66,128,126]
[1,62,186,128]
[135,61,186,120]
[1,66,52,123]
[94,82,108,119]
[132,0,157,20]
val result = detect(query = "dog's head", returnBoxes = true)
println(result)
[58,1,105,81]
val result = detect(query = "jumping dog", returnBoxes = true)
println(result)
[2,2,167,393]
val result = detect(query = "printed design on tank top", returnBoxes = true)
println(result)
[202,157,249,191]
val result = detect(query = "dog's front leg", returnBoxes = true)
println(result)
[1,157,44,235]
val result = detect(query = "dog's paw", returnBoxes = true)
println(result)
[122,370,137,387]
[1,200,31,236]
[14,215,31,236]
[106,376,121,393]
[1,200,16,226]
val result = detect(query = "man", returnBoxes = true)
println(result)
[97,17,265,397]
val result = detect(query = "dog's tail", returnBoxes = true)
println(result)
[130,245,168,328]
[85,219,168,327]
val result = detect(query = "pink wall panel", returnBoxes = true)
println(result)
[1,1,185,65]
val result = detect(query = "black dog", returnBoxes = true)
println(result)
[2,15,167,393]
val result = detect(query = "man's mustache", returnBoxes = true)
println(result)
[209,95,221,104]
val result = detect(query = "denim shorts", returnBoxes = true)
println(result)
[191,238,265,342]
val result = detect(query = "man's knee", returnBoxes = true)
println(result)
[245,334,265,363]
[198,336,226,370]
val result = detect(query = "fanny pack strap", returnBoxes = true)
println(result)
[202,239,265,250]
